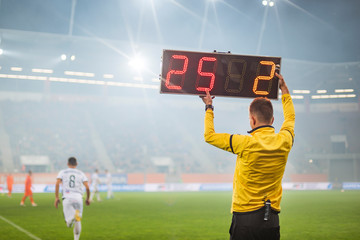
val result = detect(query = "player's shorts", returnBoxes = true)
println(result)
[62,197,83,227]
[24,189,33,196]
[92,184,99,192]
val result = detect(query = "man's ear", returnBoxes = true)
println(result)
[271,116,274,125]
[251,114,256,126]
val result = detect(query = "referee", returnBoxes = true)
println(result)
[201,73,295,240]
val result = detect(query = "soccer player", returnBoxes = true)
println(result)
[7,173,14,197]
[20,170,37,206]
[55,157,90,240]
[89,169,101,202]
[201,73,295,240]
[105,169,113,199]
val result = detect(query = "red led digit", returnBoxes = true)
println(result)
[165,55,189,90]
[224,59,247,93]
[253,61,275,95]
[195,57,217,92]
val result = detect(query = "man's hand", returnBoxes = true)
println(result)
[200,89,215,105]
[85,199,90,206]
[276,72,289,95]
[54,197,60,208]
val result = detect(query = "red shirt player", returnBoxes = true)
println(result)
[20,170,37,206]
[7,173,14,197]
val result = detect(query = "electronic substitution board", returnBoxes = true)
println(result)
[160,49,281,99]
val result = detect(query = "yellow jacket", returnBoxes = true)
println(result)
[204,94,295,213]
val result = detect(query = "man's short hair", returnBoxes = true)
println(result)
[249,97,273,123]
[68,157,77,166]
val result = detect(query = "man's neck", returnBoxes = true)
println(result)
[253,122,271,129]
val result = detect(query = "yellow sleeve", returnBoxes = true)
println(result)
[204,109,247,154]
[280,94,295,145]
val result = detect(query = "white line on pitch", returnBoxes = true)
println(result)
[0,215,42,240]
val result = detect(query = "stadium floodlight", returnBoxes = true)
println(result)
[70,55,76,61]
[316,90,327,94]
[291,95,304,99]
[293,90,310,94]
[129,55,146,71]
[311,94,356,99]
[11,67,23,72]
[64,71,95,77]
[103,74,114,79]
[61,54,67,61]
[334,89,354,93]
[262,0,275,7]
[32,68,54,74]
[0,48,3,55]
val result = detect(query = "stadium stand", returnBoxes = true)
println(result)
[0,95,359,183]
[181,174,233,183]
[290,174,328,182]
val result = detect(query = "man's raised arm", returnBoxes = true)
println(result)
[277,73,295,144]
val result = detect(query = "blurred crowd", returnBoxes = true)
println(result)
[1,99,359,177]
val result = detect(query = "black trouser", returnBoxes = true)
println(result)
[229,207,280,240]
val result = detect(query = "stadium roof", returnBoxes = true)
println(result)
[0,0,359,100]
[0,0,359,63]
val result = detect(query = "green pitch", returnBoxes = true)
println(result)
[0,190,359,239]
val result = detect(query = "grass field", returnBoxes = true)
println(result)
[0,190,359,240]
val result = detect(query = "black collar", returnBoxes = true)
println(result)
[247,125,274,134]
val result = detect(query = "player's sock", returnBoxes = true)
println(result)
[30,196,37,206]
[20,196,26,206]
[74,210,81,222]
[67,216,75,228]
[67,219,73,228]
[73,221,81,240]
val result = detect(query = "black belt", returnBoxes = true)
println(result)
[232,205,279,228]
[233,206,279,216]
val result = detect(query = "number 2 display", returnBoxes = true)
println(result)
[160,49,281,99]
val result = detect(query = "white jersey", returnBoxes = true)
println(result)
[106,172,112,185]
[91,173,100,187]
[57,168,88,199]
